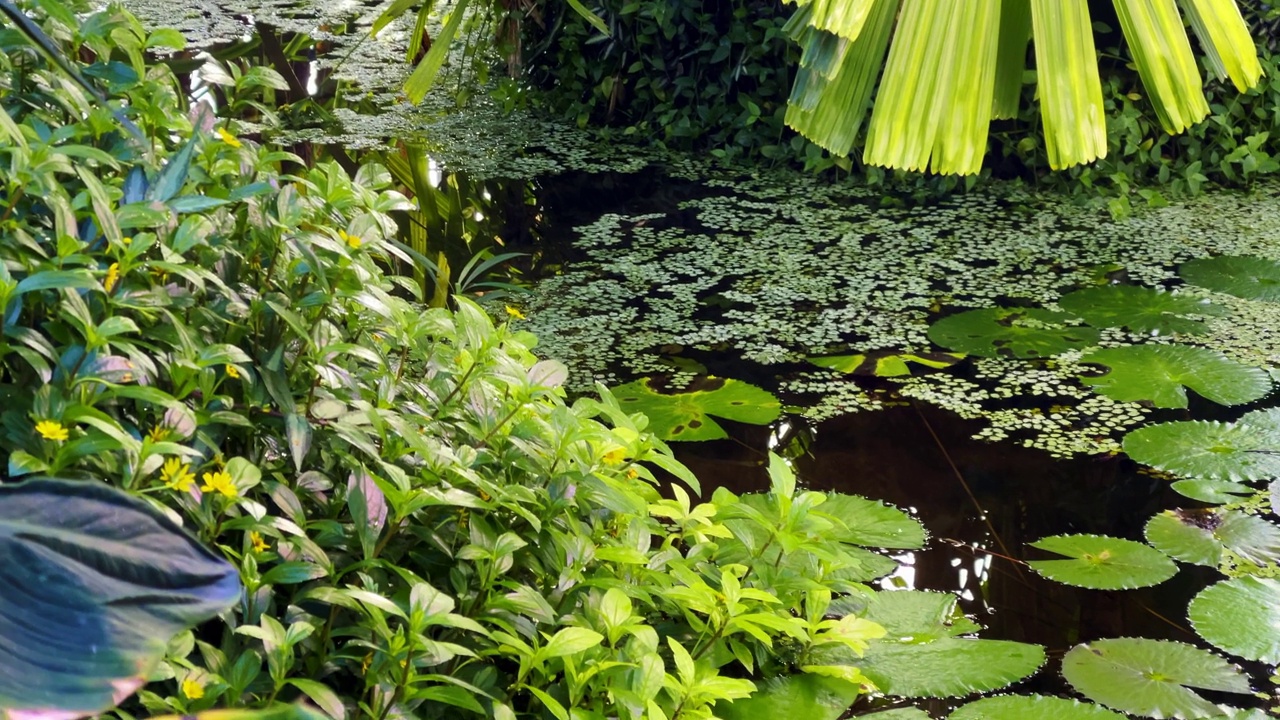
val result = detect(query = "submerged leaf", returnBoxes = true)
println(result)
[1179,255,1280,302]
[1057,285,1224,335]
[1026,534,1176,589]
[950,695,1126,720]
[1062,638,1251,718]
[1078,345,1270,408]
[1189,577,1280,664]
[928,308,1099,359]
[612,377,781,441]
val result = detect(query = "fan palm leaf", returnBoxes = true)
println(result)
[785,0,1264,174]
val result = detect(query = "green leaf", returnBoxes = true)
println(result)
[541,627,603,659]
[1179,255,1280,302]
[0,478,240,716]
[950,695,1127,720]
[404,0,471,104]
[260,562,329,585]
[855,638,1045,698]
[816,494,927,549]
[1180,0,1264,91]
[566,0,609,36]
[612,377,781,441]
[1029,0,1107,169]
[716,674,862,720]
[1079,345,1270,408]
[1189,577,1280,664]
[1144,510,1223,567]
[1057,286,1224,335]
[808,350,964,376]
[859,590,982,642]
[928,308,1099,359]
[285,679,346,720]
[1122,408,1280,482]
[1169,479,1254,503]
[1061,638,1251,718]
[1026,534,1176,589]
[1112,0,1209,133]
[147,136,197,203]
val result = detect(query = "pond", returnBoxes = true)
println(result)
[114,3,1280,716]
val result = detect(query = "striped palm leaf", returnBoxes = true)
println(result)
[786,0,1263,174]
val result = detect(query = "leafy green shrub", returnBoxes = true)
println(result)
[0,3,958,719]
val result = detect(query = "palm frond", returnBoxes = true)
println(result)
[1113,0,1209,133]
[1179,0,1264,91]
[1030,0,1108,169]
[993,0,1032,119]
[789,0,879,40]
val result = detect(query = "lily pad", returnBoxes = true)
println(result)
[809,350,964,376]
[950,695,1127,720]
[1078,345,1271,409]
[817,494,927,550]
[1170,479,1255,504]
[818,590,1044,698]
[1143,509,1280,568]
[0,478,241,718]
[1179,255,1280,302]
[1058,285,1224,335]
[612,376,781,441]
[864,710,933,720]
[927,308,1099,359]
[1123,408,1280,482]
[1026,534,1176,589]
[716,674,861,720]
[1189,577,1280,664]
[1062,638,1252,719]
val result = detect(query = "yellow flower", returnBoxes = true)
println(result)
[160,457,195,492]
[504,305,526,320]
[147,425,170,443]
[35,420,68,442]
[104,263,119,293]
[225,364,241,379]
[339,229,362,249]
[201,469,237,498]
[250,531,269,553]
[626,468,639,479]
[181,678,204,700]
[215,127,241,148]
[602,447,626,466]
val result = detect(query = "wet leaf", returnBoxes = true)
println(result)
[1026,534,1176,589]
[1057,285,1224,335]
[854,638,1045,698]
[612,377,781,441]
[1123,408,1280,482]
[1078,345,1270,408]
[1170,479,1254,503]
[1062,638,1251,718]
[1144,510,1223,567]
[950,695,1126,720]
[1189,577,1280,664]
[817,494,926,549]
[1179,255,1280,302]
[927,308,1099,359]
[716,674,862,720]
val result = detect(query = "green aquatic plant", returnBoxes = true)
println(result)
[927,307,1099,359]
[1061,638,1253,719]
[808,350,964,376]
[1056,285,1224,335]
[1078,345,1272,408]
[949,695,1126,720]
[611,377,783,441]
[1145,508,1280,568]
[1025,534,1177,589]
[0,479,240,719]
[1189,577,1280,665]
[1122,408,1280,481]
[1179,254,1280,301]
[716,674,862,720]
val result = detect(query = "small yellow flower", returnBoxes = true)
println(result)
[602,447,626,466]
[215,127,241,148]
[35,420,68,442]
[225,364,241,379]
[181,678,204,699]
[250,531,269,553]
[104,263,119,293]
[160,457,195,492]
[147,425,170,443]
[626,468,639,479]
[339,229,362,249]
[200,469,237,498]
[504,305,526,320]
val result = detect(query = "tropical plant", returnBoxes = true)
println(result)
[784,0,1265,174]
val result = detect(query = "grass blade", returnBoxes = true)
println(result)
[404,0,471,104]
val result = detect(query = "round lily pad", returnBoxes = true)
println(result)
[1026,534,1176,589]
[1179,255,1280,302]
[1062,638,1252,719]
[927,308,1099,359]
[817,494,927,549]
[1189,577,1280,664]
[1078,345,1271,409]
[1123,409,1280,482]
[856,638,1045,699]
[612,377,781,441]
[1058,285,1224,336]
[950,695,1126,720]
[1169,479,1255,504]
[1145,510,1224,567]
